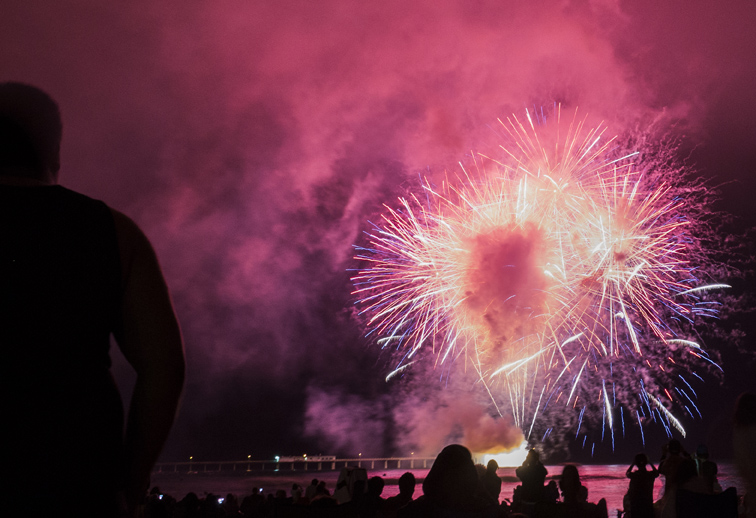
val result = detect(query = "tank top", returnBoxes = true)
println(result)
[0,184,124,498]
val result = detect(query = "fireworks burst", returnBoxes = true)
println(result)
[352,107,728,450]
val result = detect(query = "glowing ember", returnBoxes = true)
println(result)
[353,107,728,447]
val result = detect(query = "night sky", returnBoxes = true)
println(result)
[2,1,754,464]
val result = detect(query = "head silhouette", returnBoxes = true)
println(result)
[367,476,385,497]
[668,439,682,455]
[0,82,62,180]
[422,444,478,509]
[559,464,582,502]
[398,472,416,496]
[525,448,540,464]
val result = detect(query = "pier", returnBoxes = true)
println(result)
[154,456,436,474]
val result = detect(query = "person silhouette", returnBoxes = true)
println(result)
[559,464,585,505]
[559,464,608,518]
[383,472,415,518]
[734,392,756,518]
[305,478,319,501]
[482,459,503,502]
[398,444,501,517]
[625,453,659,518]
[0,82,185,518]
[516,448,548,503]
[358,476,386,518]
[657,438,688,518]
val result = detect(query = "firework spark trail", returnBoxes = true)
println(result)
[352,107,728,444]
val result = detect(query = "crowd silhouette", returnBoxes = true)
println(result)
[134,426,754,518]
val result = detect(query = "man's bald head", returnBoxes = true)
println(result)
[0,82,62,180]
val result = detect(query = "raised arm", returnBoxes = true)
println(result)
[111,209,185,514]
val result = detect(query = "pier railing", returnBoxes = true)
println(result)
[154,457,436,474]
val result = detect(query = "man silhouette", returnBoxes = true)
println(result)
[625,453,659,518]
[516,448,548,503]
[0,82,185,517]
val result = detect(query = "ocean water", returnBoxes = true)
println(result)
[150,463,746,516]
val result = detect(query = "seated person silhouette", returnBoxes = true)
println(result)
[398,444,501,517]
[533,465,607,518]
[516,448,548,503]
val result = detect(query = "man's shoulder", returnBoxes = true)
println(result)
[38,185,114,224]
[52,184,108,204]
[109,208,158,271]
